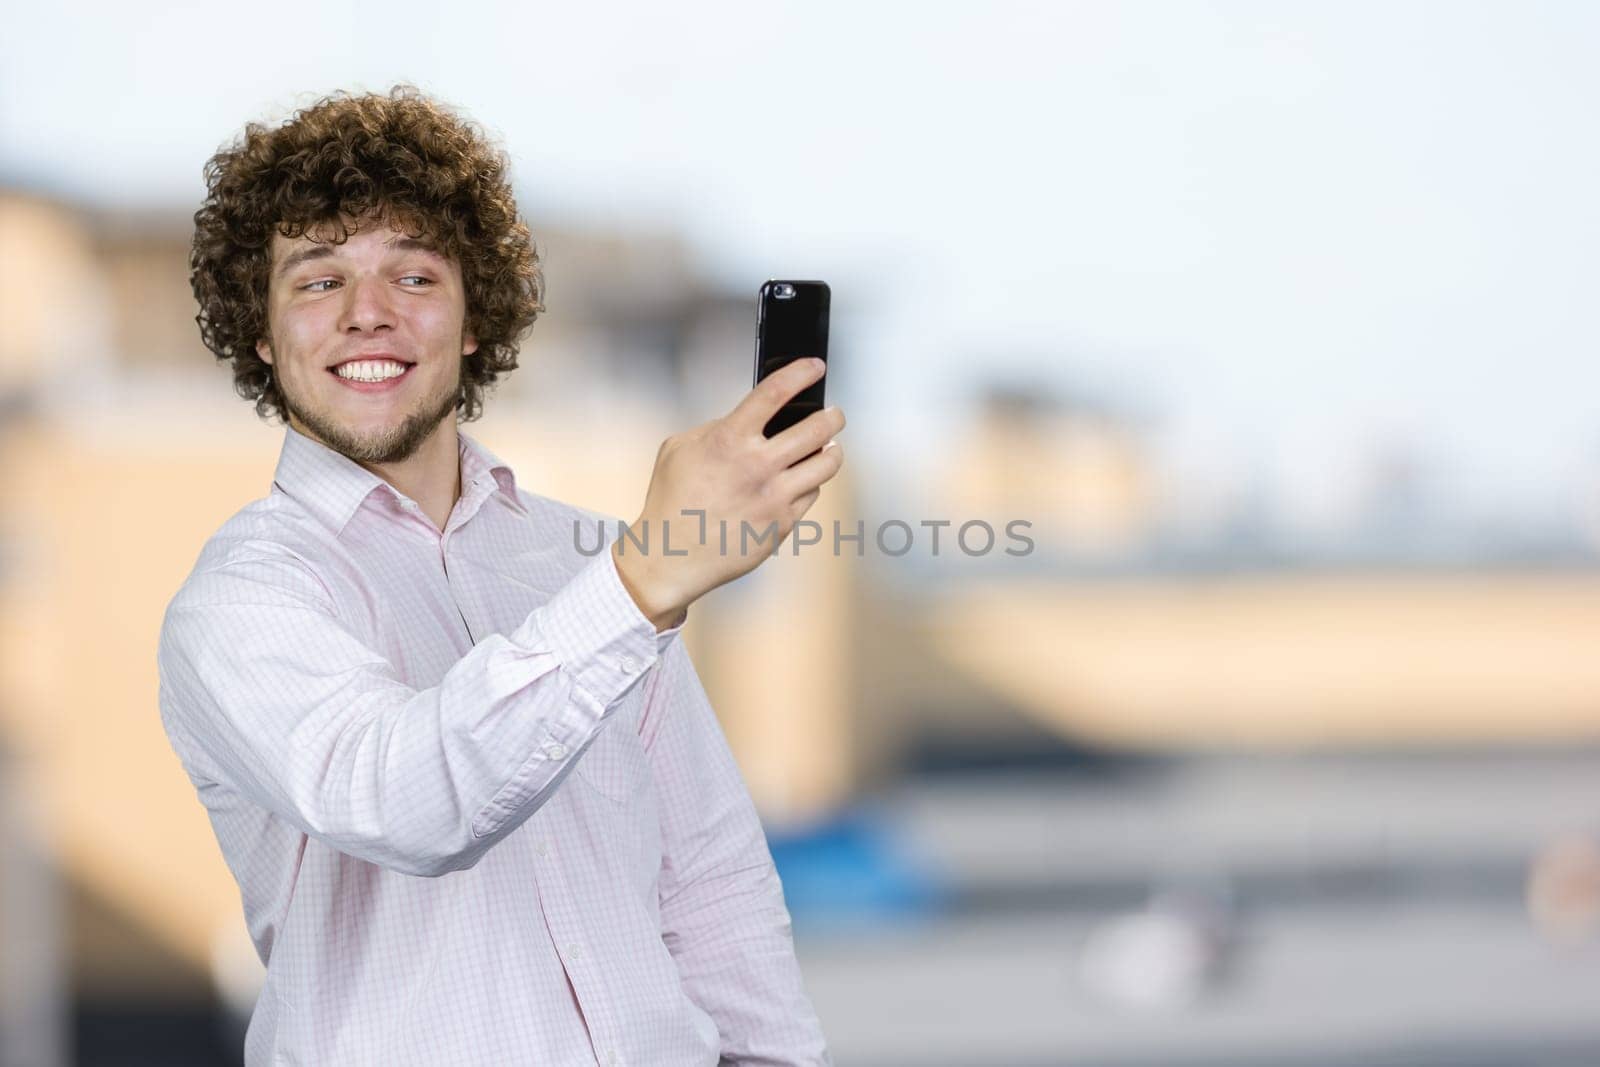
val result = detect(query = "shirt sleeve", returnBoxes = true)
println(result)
[157,541,670,878]
[640,638,833,1065]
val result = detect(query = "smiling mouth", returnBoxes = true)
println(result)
[329,362,417,387]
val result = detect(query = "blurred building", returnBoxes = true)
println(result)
[8,186,1600,1061]
[942,380,1157,560]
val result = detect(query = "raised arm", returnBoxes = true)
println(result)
[157,541,671,878]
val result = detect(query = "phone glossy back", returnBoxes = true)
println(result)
[754,280,830,438]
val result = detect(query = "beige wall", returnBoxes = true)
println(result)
[928,572,1600,747]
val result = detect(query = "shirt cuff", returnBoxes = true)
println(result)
[534,551,668,713]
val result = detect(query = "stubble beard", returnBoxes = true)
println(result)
[279,362,463,466]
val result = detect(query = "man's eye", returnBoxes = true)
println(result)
[399,275,433,286]
[302,279,339,292]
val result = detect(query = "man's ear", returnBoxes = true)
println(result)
[463,332,479,358]
[256,338,274,366]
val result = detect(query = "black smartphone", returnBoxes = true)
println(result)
[753,280,830,438]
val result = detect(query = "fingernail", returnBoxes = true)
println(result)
[811,357,826,372]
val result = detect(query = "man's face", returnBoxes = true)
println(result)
[256,217,479,465]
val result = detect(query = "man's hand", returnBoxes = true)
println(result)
[612,358,846,630]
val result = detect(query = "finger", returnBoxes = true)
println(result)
[775,440,844,500]
[729,357,826,433]
[769,405,845,468]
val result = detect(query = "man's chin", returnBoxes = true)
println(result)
[285,394,457,466]
[336,434,418,466]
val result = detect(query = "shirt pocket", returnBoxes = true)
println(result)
[572,689,651,804]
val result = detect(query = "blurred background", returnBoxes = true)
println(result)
[6,2,1600,1064]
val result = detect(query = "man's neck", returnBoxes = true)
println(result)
[364,423,461,533]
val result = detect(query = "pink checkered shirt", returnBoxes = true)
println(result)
[157,425,831,1066]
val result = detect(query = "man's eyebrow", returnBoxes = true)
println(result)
[275,245,335,278]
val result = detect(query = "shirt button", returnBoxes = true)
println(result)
[544,742,568,760]
[567,943,582,961]
[617,655,639,674]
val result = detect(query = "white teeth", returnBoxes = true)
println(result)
[335,360,409,382]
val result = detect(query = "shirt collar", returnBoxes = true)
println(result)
[458,429,530,519]
[272,424,529,537]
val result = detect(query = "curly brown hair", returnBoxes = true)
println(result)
[190,85,543,423]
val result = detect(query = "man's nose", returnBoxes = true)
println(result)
[339,274,396,333]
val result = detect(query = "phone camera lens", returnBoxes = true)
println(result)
[774,283,796,299]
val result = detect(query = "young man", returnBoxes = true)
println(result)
[158,87,843,1065]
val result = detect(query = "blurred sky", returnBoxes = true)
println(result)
[4,0,1599,536]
